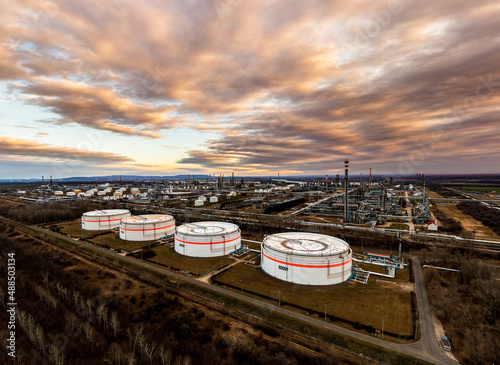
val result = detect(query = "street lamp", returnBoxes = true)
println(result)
[382,319,384,340]
[324,304,327,321]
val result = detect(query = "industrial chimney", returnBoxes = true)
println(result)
[344,160,349,222]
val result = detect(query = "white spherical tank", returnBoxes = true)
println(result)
[261,232,352,285]
[119,214,175,241]
[175,222,241,257]
[81,209,131,230]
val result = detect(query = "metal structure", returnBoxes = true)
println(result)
[81,209,131,231]
[119,214,175,241]
[174,221,241,257]
[261,232,352,285]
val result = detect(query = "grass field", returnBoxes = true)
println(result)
[461,186,500,192]
[87,232,153,251]
[213,263,414,339]
[59,219,91,237]
[146,245,236,275]
[388,223,409,230]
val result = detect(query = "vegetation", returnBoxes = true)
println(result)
[146,245,235,276]
[0,200,111,225]
[429,206,462,234]
[212,263,414,340]
[422,248,500,364]
[0,222,342,365]
[457,201,500,235]
[261,197,306,214]
[461,186,500,192]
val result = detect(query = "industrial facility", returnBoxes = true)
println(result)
[261,232,352,285]
[81,209,131,230]
[174,221,241,257]
[119,214,175,241]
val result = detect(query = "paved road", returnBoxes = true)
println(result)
[405,257,457,365]
[24,223,458,364]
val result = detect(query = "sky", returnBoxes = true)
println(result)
[1,0,499,179]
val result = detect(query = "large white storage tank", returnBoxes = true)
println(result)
[175,222,241,257]
[119,214,175,241]
[81,209,131,230]
[261,232,352,285]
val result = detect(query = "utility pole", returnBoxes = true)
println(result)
[382,319,384,340]
[324,304,327,321]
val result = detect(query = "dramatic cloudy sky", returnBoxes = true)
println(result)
[1,0,499,178]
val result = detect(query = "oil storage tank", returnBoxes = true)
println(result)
[119,214,175,241]
[261,232,352,285]
[81,209,131,230]
[175,222,241,257]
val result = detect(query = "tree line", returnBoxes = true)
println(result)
[457,201,500,235]
[422,247,500,365]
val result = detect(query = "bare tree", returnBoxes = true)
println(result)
[158,344,173,365]
[110,311,121,340]
[64,312,79,333]
[102,307,109,331]
[83,322,96,348]
[48,343,65,365]
[108,342,124,365]
[34,324,46,352]
[137,332,147,356]
[126,354,137,365]
[144,341,157,364]
[97,304,107,327]
[129,326,144,354]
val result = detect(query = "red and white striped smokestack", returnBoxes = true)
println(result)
[344,160,349,222]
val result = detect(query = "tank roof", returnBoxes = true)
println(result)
[121,214,174,224]
[83,209,130,217]
[263,232,349,256]
[176,221,239,236]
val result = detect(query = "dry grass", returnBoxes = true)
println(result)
[213,263,414,339]
[59,219,89,237]
[436,204,499,238]
[147,245,236,275]
[88,232,153,251]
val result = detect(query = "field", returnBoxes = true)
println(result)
[88,231,154,251]
[388,223,409,230]
[461,186,500,192]
[434,204,499,238]
[0,221,353,365]
[212,263,414,340]
[58,218,97,237]
[429,190,499,238]
[146,245,236,275]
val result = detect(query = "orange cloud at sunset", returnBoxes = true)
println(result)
[1,0,499,177]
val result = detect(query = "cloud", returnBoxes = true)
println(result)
[0,136,133,163]
[14,78,177,138]
[1,0,499,174]
[35,132,48,137]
